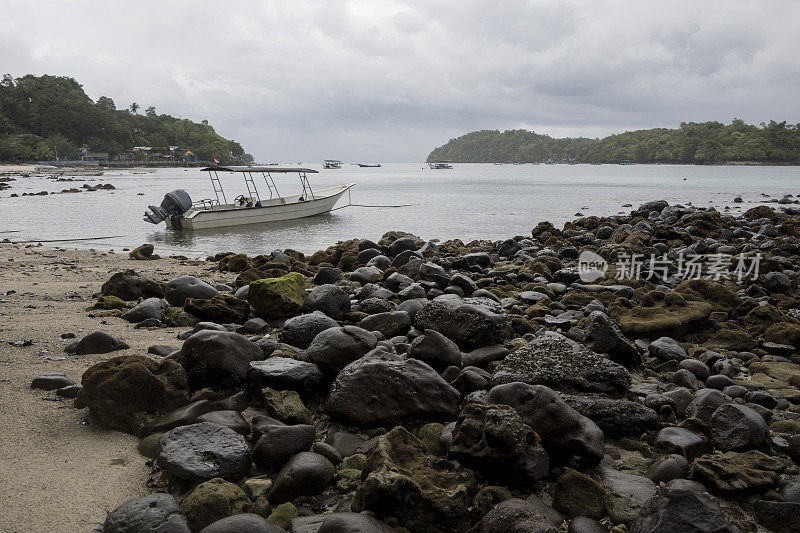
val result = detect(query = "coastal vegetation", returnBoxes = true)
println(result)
[0,74,252,164]
[427,119,800,164]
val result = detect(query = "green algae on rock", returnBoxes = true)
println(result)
[248,272,306,318]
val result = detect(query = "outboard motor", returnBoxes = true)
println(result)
[143,189,192,224]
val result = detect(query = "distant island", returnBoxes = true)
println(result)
[427,120,800,164]
[0,74,253,165]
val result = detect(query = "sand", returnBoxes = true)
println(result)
[0,243,221,532]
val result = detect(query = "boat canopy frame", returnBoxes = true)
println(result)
[200,166,320,208]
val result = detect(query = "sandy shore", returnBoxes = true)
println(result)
[0,243,218,532]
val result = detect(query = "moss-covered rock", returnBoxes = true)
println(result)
[179,477,252,531]
[676,278,741,313]
[765,322,800,346]
[248,272,306,318]
[90,295,128,310]
[219,253,253,272]
[266,502,297,530]
[612,292,712,340]
[262,387,312,424]
[163,306,199,327]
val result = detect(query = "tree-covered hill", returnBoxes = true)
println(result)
[0,74,253,164]
[427,120,800,164]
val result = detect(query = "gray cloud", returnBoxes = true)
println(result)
[1,0,798,161]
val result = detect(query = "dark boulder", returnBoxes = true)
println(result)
[268,452,335,503]
[448,402,549,487]
[101,269,164,300]
[630,479,737,533]
[252,423,315,469]
[468,498,560,533]
[407,328,462,369]
[185,294,250,324]
[157,422,251,482]
[164,275,219,306]
[709,403,770,451]
[492,331,630,397]
[304,326,378,374]
[487,382,604,468]
[66,331,129,355]
[103,493,189,533]
[281,311,338,349]
[178,330,261,390]
[78,355,190,437]
[121,297,167,323]
[325,349,460,425]
[414,299,511,350]
[303,284,350,319]
[582,311,641,367]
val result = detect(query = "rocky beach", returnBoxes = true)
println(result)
[4,199,800,532]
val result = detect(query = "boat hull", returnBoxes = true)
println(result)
[167,184,353,230]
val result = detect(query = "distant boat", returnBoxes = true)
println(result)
[428,160,453,169]
[619,161,635,165]
[323,160,342,169]
[143,166,353,230]
[493,162,504,165]
[357,162,381,168]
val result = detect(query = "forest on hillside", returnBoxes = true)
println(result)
[0,74,253,164]
[427,120,800,164]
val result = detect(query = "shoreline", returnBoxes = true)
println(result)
[1,199,800,531]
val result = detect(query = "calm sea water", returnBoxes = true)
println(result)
[1,163,798,257]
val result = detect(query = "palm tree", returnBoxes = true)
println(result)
[129,102,140,114]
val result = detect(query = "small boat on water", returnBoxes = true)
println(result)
[323,159,342,169]
[428,160,453,169]
[143,166,354,230]
[357,162,381,168]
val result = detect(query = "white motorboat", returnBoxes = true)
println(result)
[143,166,354,230]
[428,160,453,169]
[323,159,342,169]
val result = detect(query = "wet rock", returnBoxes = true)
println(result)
[196,410,250,436]
[248,358,322,394]
[316,512,394,533]
[648,337,687,362]
[268,451,335,504]
[178,330,261,390]
[407,329,462,369]
[468,498,560,533]
[121,297,167,323]
[199,513,282,533]
[653,427,710,459]
[414,299,511,350]
[692,450,785,495]
[325,349,460,425]
[304,325,378,374]
[303,284,350,319]
[648,454,689,483]
[101,269,164,300]
[147,399,215,434]
[78,355,190,437]
[179,477,252,532]
[281,311,338,348]
[157,422,251,482]
[567,517,607,533]
[359,310,411,338]
[164,275,219,306]
[185,294,250,324]
[565,397,659,438]
[252,423,315,469]
[448,402,549,487]
[709,403,770,451]
[630,479,737,533]
[313,266,342,285]
[487,382,604,468]
[764,271,791,293]
[31,372,74,390]
[686,389,732,423]
[463,345,510,367]
[350,266,384,284]
[353,427,477,533]
[755,500,800,533]
[582,311,641,367]
[147,344,175,356]
[248,273,306,318]
[598,464,656,524]
[103,493,189,533]
[325,431,366,458]
[492,331,631,397]
[679,359,710,381]
[66,331,129,355]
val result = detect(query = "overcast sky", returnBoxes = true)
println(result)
[1,0,798,161]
